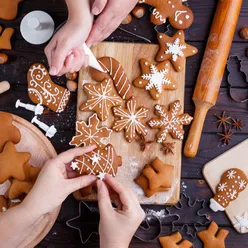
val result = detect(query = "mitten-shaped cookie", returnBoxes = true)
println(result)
[90,57,133,100]
[210,168,247,212]
[159,232,193,248]
[27,64,71,113]
[197,221,229,248]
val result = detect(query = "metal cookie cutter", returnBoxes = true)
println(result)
[66,201,100,244]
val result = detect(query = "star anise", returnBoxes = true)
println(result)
[161,142,175,155]
[217,128,233,145]
[214,111,232,129]
[137,134,153,151]
[232,118,244,130]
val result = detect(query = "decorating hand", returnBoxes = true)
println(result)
[86,0,138,47]
[22,146,97,217]
[97,174,145,248]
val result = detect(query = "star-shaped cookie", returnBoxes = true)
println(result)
[112,96,149,143]
[0,141,31,184]
[148,100,193,143]
[156,31,198,72]
[142,157,174,191]
[133,59,178,100]
[80,79,123,121]
[70,113,112,148]
[0,112,21,152]
[8,179,34,199]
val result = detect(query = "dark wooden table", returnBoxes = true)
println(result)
[1,0,248,247]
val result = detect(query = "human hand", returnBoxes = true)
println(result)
[86,0,138,47]
[22,146,97,218]
[97,174,145,248]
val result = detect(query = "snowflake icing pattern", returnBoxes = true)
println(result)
[141,65,171,93]
[218,182,228,192]
[227,190,237,200]
[148,100,193,143]
[165,38,186,62]
[239,180,247,190]
[227,169,237,179]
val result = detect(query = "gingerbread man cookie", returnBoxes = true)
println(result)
[156,31,198,72]
[0,141,31,184]
[90,57,133,100]
[27,64,71,113]
[0,0,23,20]
[0,195,8,213]
[133,59,178,100]
[70,113,112,148]
[0,112,21,152]
[148,100,193,143]
[0,26,14,50]
[112,96,149,143]
[139,0,194,29]
[197,221,229,248]
[210,168,247,212]
[80,79,123,121]
[71,144,122,179]
[8,179,34,199]
[159,232,193,248]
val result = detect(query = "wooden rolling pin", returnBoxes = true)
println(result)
[184,0,243,158]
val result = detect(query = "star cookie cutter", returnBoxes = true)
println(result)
[166,194,211,238]
[227,55,248,103]
[66,201,100,244]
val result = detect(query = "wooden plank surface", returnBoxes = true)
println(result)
[203,139,248,234]
[76,42,186,205]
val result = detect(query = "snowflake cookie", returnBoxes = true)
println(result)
[27,64,71,113]
[148,100,193,143]
[138,0,194,29]
[112,96,149,143]
[71,144,122,179]
[80,79,123,121]
[133,59,178,100]
[234,212,248,234]
[69,113,112,148]
[210,168,248,212]
[156,31,198,72]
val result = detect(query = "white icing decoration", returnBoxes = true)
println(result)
[152,8,166,23]
[174,10,187,22]
[226,189,237,200]
[218,182,228,192]
[70,162,80,171]
[81,79,122,120]
[90,153,101,166]
[113,97,149,142]
[227,169,237,179]
[1,207,7,212]
[97,172,107,181]
[234,212,248,233]
[165,38,186,62]
[239,180,247,190]
[141,64,171,94]
[148,102,193,143]
[210,198,225,212]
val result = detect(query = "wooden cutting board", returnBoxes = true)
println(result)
[77,42,186,205]
[203,139,248,234]
[0,113,60,247]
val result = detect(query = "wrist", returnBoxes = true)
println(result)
[101,241,129,248]
[16,203,41,224]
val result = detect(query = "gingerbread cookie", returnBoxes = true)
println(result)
[80,79,123,121]
[133,59,178,100]
[0,0,23,20]
[0,195,8,213]
[9,198,23,208]
[197,221,229,248]
[0,26,14,50]
[70,113,112,148]
[142,157,174,190]
[156,31,198,72]
[8,179,34,199]
[139,0,194,29]
[148,100,193,143]
[112,96,149,143]
[71,144,122,179]
[159,232,193,248]
[0,112,21,152]
[0,141,31,184]
[27,64,71,113]
[210,168,247,212]
[90,57,133,100]
[24,164,41,182]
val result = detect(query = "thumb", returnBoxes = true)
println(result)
[92,0,108,15]
[97,180,113,214]
[66,175,96,193]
